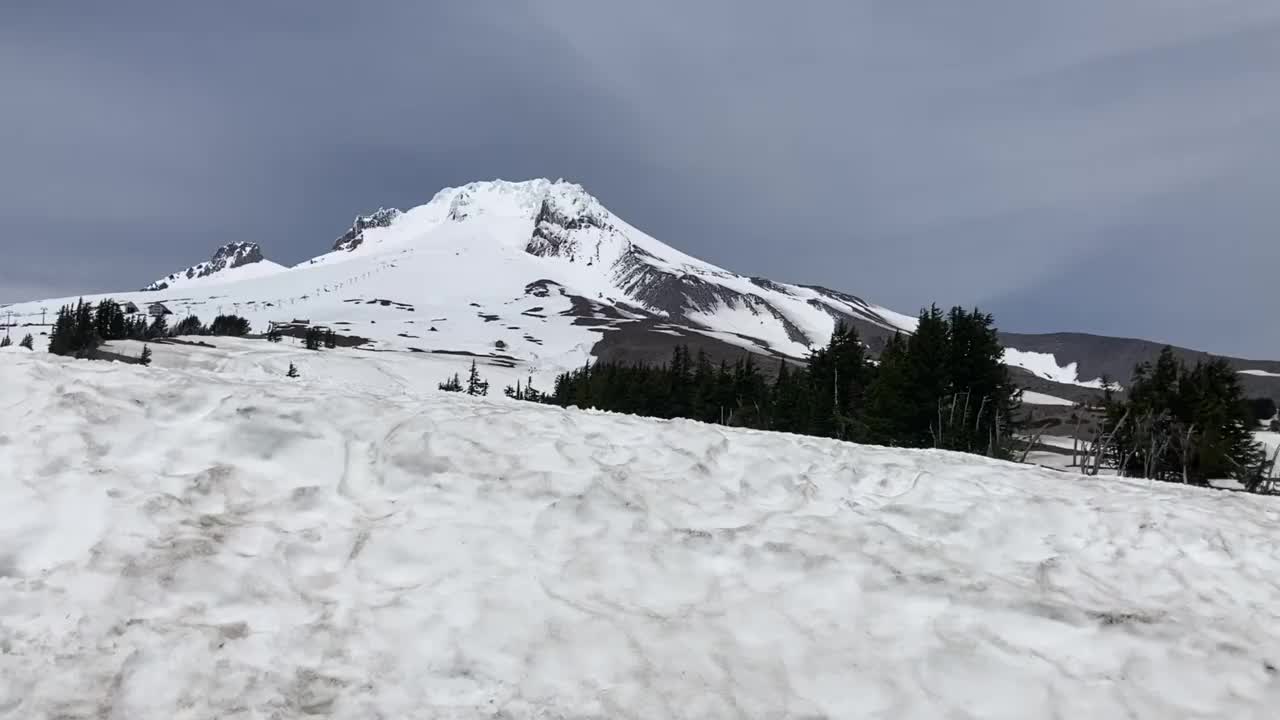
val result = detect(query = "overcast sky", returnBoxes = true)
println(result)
[3,1,1278,356]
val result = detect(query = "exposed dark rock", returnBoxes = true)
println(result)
[524,280,564,298]
[143,242,271,291]
[525,197,613,261]
[332,208,401,252]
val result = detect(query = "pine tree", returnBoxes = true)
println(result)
[18,334,33,350]
[286,362,299,378]
[0,335,10,348]
[48,305,74,355]
[304,326,323,350]
[324,329,337,349]
[438,373,463,392]
[771,359,801,432]
[46,299,102,358]
[94,300,113,340]
[466,360,489,396]
[109,304,126,341]
[906,305,951,448]
[524,376,543,403]
[805,323,872,440]
[93,299,127,341]
[169,315,205,337]
[1104,347,1265,486]
[124,315,147,340]
[139,344,153,366]
[690,350,716,422]
[209,315,251,336]
[865,332,913,445]
[146,314,168,341]
[72,299,98,357]
[943,307,1017,456]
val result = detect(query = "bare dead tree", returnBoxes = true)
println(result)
[1176,423,1197,485]
[1089,408,1130,476]
[973,396,991,433]
[1019,429,1045,464]
[1071,411,1083,468]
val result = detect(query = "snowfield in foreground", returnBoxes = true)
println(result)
[3,350,1280,719]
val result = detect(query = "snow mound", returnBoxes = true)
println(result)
[3,349,1280,718]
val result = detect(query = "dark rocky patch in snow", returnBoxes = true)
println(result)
[267,325,371,348]
[524,280,565,298]
[154,338,217,348]
[331,208,401,252]
[362,298,415,311]
[588,318,792,374]
[525,197,614,262]
[428,348,519,368]
[144,242,272,291]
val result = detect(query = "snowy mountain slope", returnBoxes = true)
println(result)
[1001,347,1116,390]
[1000,332,1280,402]
[4,348,1280,718]
[1,179,921,382]
[5,177,1278,401]
[143,242,286,291]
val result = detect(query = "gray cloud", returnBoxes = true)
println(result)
[3,0,1278,356]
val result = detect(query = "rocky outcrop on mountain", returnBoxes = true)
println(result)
[144,242,272,291]
[332,208,402,252]
[526,197,614,263]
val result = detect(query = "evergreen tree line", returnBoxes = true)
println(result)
[47,298,253,358]
[168,313,252,338]
[1096,347,1276,490]
[537,306,1021,458]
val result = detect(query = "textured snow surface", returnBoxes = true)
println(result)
[4,349,1280,719]
[1002,348,1114,389]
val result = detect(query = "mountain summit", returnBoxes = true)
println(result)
[302,178,918,359]
[144,242,285,291]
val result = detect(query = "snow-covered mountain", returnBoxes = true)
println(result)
[6,177,1278,402]
[143,241,286,291]
[4,179,919,384]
